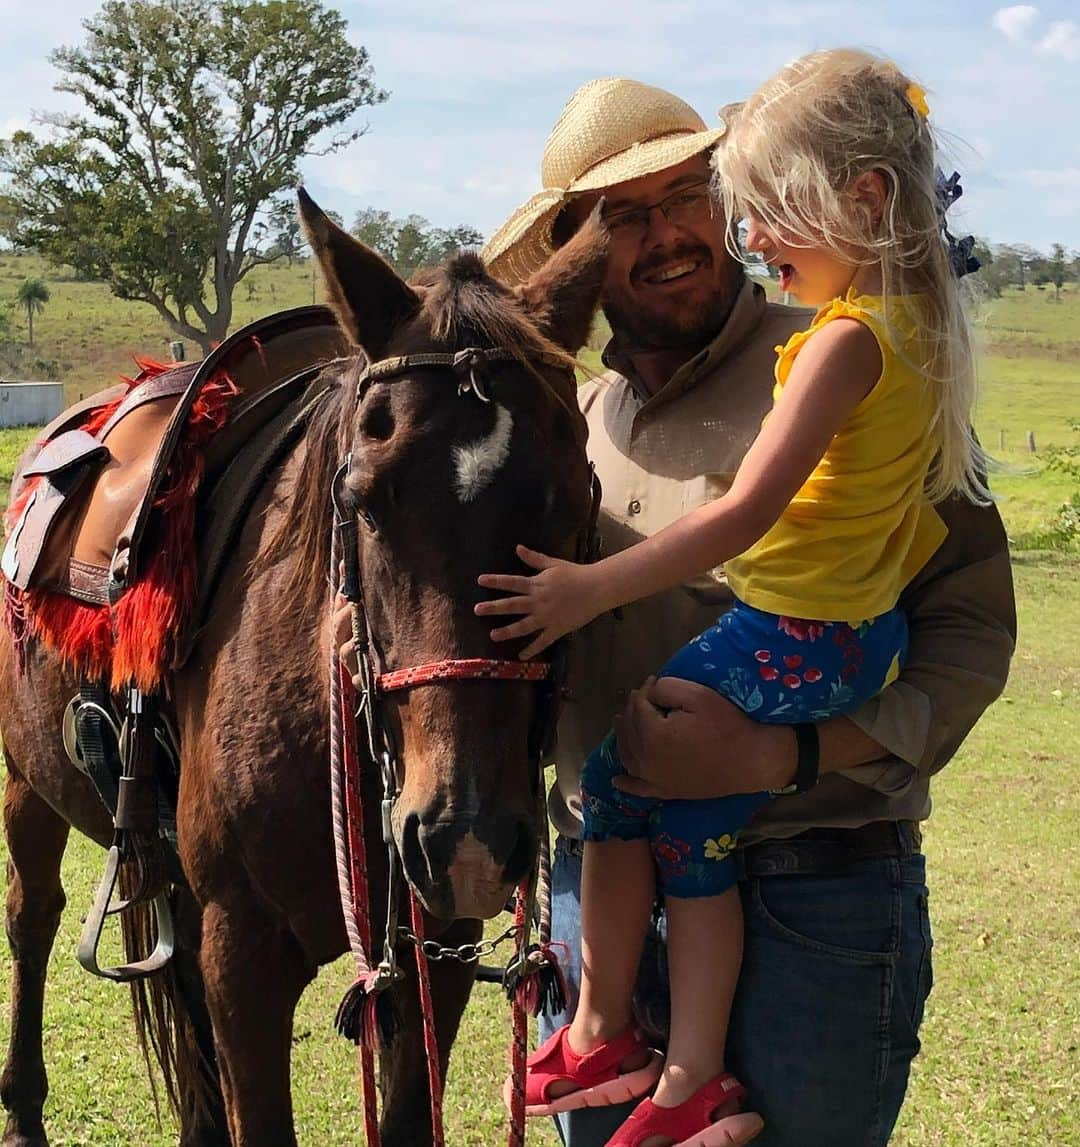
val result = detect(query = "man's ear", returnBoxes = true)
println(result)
[513,205,608,353]
[298,187,420,359]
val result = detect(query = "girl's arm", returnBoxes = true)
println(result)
[477,317,882,657]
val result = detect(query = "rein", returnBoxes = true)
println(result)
[329,345,600,1147]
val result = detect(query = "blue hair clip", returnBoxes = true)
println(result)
[935,168,980,279]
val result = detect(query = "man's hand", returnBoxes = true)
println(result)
[613,676,797,799]
[475,544,608,659]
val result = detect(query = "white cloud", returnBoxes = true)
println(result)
[1021,167,1080,219]
[302,128,548,237]
[991,5,1039,40]
[1022,168,1080,190]
[1037,20,1080,60]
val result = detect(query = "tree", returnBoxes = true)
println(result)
[971,239,1005,297]
[1049,243,1067,300]
[350,208,483,278]
[14,278,49,347]
[267,200,304,267]
[352,207,398,258]
[0,0,387,353]
[0,194,28,249]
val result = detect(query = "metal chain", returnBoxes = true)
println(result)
[396,922,518,964]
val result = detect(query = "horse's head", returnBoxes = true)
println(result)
[301,190,605,919]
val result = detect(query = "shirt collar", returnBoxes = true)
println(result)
[601,278,769,407]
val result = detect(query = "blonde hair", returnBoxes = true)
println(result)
[714,48,990,504]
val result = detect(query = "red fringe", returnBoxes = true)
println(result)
[4,360,238,691]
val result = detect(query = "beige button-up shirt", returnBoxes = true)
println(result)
[551,278,1017,841]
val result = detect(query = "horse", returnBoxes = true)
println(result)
[0,194,608,1146]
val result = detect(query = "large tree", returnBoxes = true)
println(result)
[0,0,386,352]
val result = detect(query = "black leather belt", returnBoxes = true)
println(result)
[740,820,921,878]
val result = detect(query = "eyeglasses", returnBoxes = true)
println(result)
[603,181,714,242]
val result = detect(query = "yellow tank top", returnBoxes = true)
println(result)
[724,291,948,623]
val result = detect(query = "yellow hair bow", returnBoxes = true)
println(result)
[906,82,930,120]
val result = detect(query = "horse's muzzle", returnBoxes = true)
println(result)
[400,808,537,919]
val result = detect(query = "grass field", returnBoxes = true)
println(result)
[0,269,1076,1144]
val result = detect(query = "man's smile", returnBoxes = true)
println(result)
[635,252,711,290]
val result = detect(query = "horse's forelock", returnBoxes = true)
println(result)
[422,258,578,374]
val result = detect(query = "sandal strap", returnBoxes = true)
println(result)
[611,1073,747,1146]
[527,1023,650,1103]
[575,1025,649,1076]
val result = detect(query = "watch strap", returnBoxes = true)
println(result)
[791,722,820,793]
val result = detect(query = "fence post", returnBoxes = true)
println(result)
[1027,431,1037,453]
[998,429,1006,451]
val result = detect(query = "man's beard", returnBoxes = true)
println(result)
[603,246,745,352]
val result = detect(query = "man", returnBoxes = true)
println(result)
[481,77,1015,1146]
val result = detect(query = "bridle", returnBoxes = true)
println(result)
[328,341,600,1146]
[335,342,599,773]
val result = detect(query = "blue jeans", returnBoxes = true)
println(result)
[541,833,933,1146]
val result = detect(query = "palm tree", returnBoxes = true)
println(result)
[15,278,49,347]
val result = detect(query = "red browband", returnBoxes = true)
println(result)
[375,658,551,693]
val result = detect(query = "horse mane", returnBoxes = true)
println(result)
[268,255,580,609]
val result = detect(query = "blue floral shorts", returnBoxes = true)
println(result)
[580,599,908,898]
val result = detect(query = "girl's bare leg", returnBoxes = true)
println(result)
[652,885,742,1108]
[558,837,655,1078]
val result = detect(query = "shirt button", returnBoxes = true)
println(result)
[628,499,642,515]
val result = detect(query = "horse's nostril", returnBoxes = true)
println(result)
[401,811,422,871]
[502,818,537,887]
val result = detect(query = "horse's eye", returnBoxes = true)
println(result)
[358,505,378,532]
[361,399,395,442]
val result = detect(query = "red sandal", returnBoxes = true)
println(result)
[606,1073,764,1146]
[502,1022,663,1117]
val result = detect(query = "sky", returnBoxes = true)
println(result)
[0,0,1077,253]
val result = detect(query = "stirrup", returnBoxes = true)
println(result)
[77,843,175,982]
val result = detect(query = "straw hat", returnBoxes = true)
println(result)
[482,77,726,284]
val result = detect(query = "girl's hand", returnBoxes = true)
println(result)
[476,544,606,659]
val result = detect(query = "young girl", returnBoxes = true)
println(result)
[477,50,988,1147]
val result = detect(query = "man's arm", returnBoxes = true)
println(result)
[614,496,1016,799]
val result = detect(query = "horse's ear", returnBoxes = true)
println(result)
[298,187,420,359]
[513,206,608,353]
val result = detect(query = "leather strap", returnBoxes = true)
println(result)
[97,364,197,441]
[792,723,820,793]
[376,658,551,693]
[62,559,112,605]
[741,820,920,878]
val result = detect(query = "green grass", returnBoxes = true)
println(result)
[0,278,1076,1143]
[0,557,1074,1145]
[0,252,319,402]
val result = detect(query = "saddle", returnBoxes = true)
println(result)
[4,305,349,619]
[1,306,351,982]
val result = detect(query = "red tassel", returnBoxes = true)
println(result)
[507,941,569,1019]
[335,970,402,1051]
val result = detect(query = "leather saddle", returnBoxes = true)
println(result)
[2,305,349,620]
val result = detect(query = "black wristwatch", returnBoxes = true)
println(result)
[771,723,820,795]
